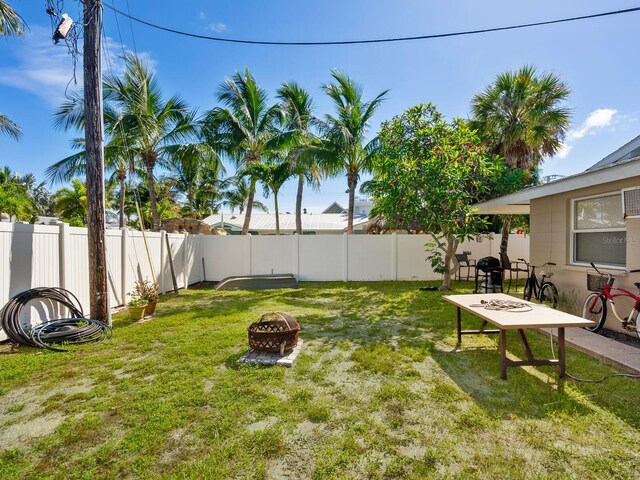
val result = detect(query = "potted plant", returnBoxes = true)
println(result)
[127,295,148,321]
[131,279,159,318]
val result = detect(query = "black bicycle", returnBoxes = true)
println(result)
[518,259,559,309]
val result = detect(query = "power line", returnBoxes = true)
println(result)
[102,5,640,46]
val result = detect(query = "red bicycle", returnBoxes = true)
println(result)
[581,262,640,338]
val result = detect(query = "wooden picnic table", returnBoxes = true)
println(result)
[442,293,595,379]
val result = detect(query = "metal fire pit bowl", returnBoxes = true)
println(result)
[248,312,300,355]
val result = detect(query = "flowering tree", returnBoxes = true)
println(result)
[370,104,513,289]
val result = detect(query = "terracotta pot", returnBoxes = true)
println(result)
[144,300,157,318]
[128,305,147,321]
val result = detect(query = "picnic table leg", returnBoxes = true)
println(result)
[558,327,566,378]
[456,307,462,344]
[499,329,507,380]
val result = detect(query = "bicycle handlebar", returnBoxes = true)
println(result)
[588,262,640,277]
[517,258,555,268]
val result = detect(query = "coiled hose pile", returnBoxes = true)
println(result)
[0,287,112,351]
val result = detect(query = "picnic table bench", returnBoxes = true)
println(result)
[442,293,595,379]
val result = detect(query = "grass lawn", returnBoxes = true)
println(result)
[1,281,639,479]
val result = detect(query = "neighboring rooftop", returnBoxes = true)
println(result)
[202,213,369,234]
[322,202,346,214]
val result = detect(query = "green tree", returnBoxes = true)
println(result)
[0,1,26,144]
[306,71,388,234]
[0,1,25,37]
[53,179,88,226]
[221,176,267,215]
[52,54,198,229]
[165,142,224,218]
[203,69,285,234]
[277,81,320,234]
[0,113,21,141]
[370,104,505,290]
[471,65,571,254]
[46,134,137,228]
[244,160,293,235]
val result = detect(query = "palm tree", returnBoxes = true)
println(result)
[0,2,25,144]
[104,53,198,229]
[222,176,267,215]
[52,54,198,229]
[53,179,88,226]
[306,71,388,234]
[471,65,571,254]
[46,135,137,228]
[202,69,284,234]
[165,141,224,218]
[0,113,21,141]
[277,81,321,234]
[0,1,25,37]
[244,160,292,235]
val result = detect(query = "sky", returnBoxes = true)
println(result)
[1,0,640,214]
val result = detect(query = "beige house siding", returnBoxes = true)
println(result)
[530,177,640,332]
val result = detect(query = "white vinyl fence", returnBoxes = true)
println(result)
[0,221,528,341]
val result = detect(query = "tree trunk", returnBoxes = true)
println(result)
[500,214,512,257]
[295,174,304,235]
[118,172,126,229]
[242,177,256,235]
[440,234,459,291]
[188,189,195,218]
[346,172,357,234]
[274,192,280,235]
[83,0,108,323]
[144,159,160,229]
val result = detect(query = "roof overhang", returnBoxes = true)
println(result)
[473,155,640,215]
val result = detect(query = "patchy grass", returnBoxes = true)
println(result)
[1,281,639,479]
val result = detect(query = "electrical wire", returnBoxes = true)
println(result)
[103,4,640,46]
[547,328,640,382]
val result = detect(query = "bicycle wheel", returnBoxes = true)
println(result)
[628,309,640,340]
[540,283,558,309]
[523,279,533,301]
[581,293,607,332]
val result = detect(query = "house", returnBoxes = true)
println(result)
[322,202,346,214]
[203,212,369,235]
[322,197,374,216]
[474,135,640,332]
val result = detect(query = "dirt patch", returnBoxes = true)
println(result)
[246,416,279,432]
[0,412,66,447]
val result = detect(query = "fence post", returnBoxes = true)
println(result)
[392,233,398,281]
[249,235,253,275]
[183,233,189,290]
[294,234,300,280]
[160,230,166,295]
[120,227,128,304]
[199,235,204,282]
[58,222,70,290]
[343,233,348,282]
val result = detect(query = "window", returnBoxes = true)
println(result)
[572,193,626,267]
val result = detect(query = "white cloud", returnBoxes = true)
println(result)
[0,26,79,105]
[207,22,229,33]
[0,26,158,106]
[552,108,618,161]
[198,11,206,20]
[555,142,573,159]
[568,108,617,141]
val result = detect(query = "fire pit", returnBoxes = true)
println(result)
[248,312,300,355]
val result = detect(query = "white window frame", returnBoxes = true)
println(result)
[570,192,626,269]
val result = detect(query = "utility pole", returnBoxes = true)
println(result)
[83,0,109,324]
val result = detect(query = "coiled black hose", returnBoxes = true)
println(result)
[0,287,112,351]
